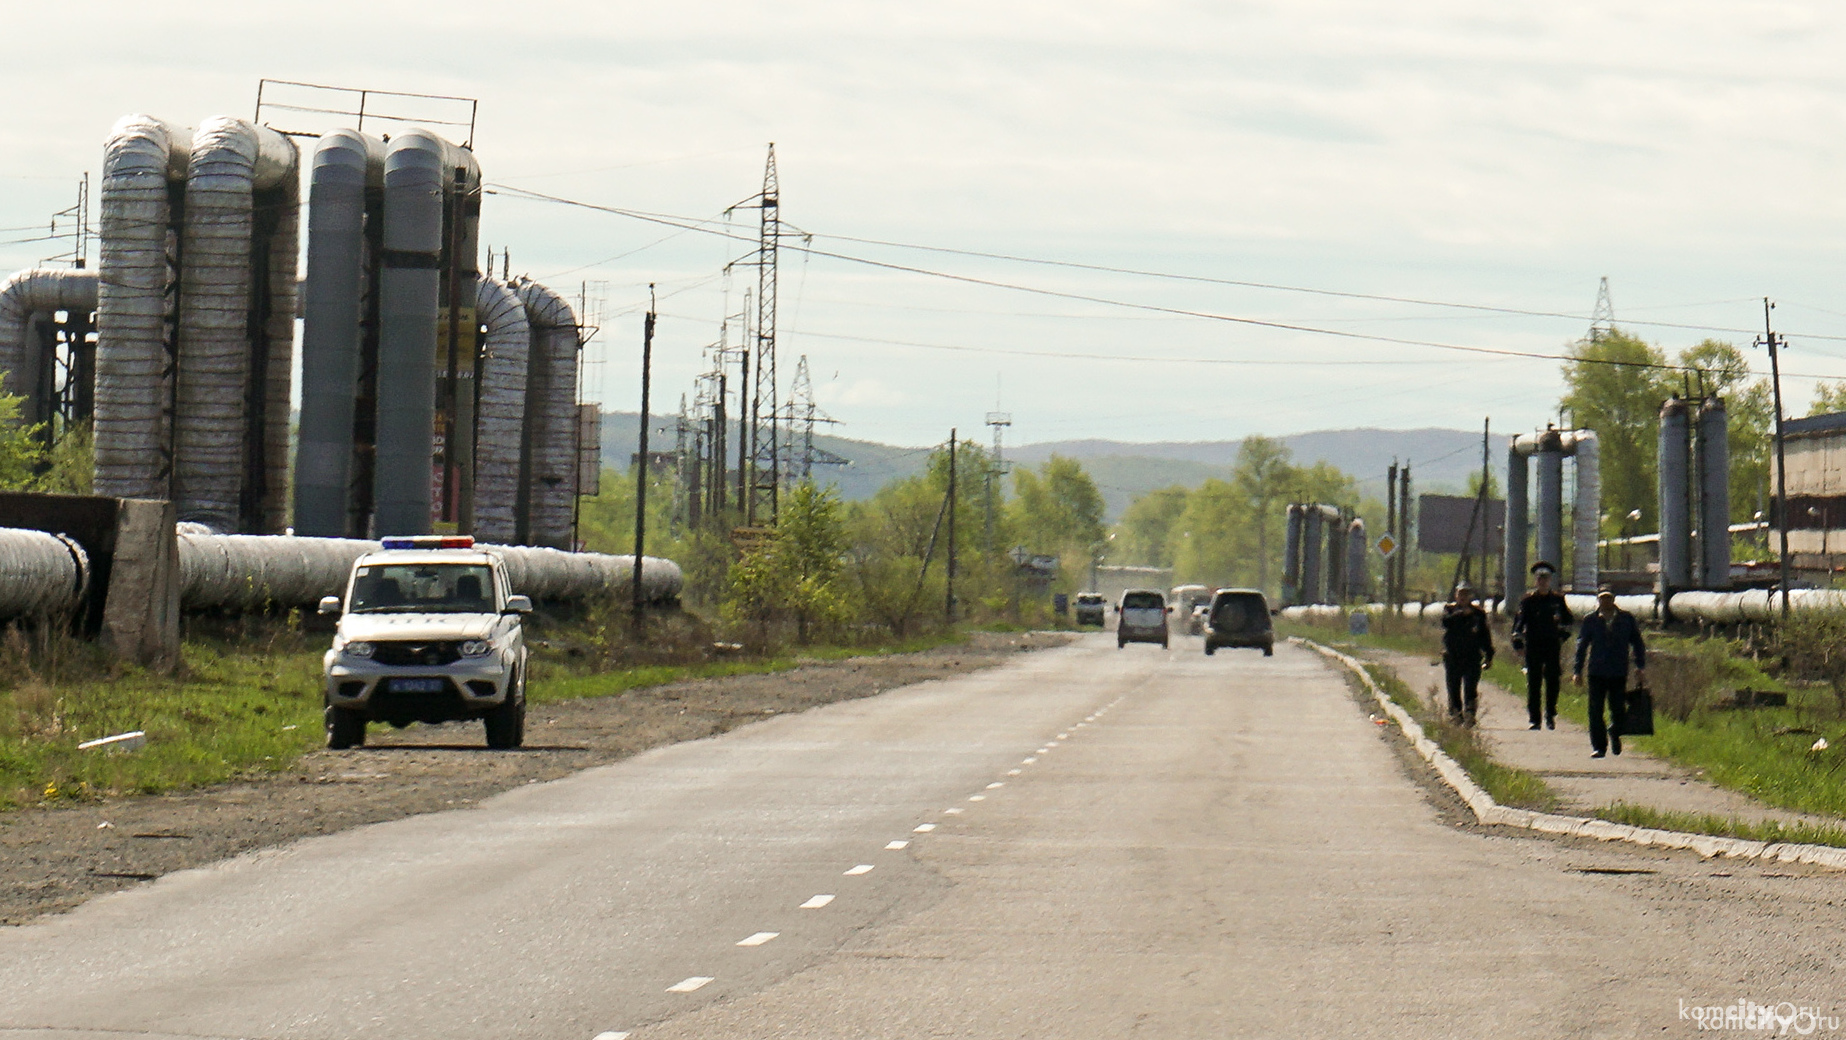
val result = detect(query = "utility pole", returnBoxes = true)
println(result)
[1398,461,1413,607]
[985,408,1011,553]
[1386,462,1398,611]
[751,145,781,524]
[632,286,655,625]
[947,430,958,624]
[1760,298,1792,617]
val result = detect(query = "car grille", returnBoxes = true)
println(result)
[371,641,462,667]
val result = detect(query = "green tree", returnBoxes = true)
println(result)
[0,383,46,490]
[1560,330,1672,530]
[1231,435,1294,592]
[1009,455,1105,566]
[1809,381,1846,418]
[1114,485,1189,567]
[1680,339,1773,522]
[726,481,848,644]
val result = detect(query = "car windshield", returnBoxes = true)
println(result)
[1214,594,1268,629]
[348,564,496,614]
[1122,592,1163,609]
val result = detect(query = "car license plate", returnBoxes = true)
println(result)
[389,678,446,693]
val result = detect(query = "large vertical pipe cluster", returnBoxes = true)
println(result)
[91,114,298,532]
[1301,506,1325,604]
[1657,397,1693,592]
[0,269,98,428]
[1503,428,1601,609]
[294,127,572,545]
[1283,503,1346,605]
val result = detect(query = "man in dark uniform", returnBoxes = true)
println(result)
[1440,582,1494,726]
[1573,588,1647,758]
[1511,561,1572,731]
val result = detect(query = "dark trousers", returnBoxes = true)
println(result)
[1525,646,1562,725]
[1444,656,1482,720]
[1587,674,1628,754]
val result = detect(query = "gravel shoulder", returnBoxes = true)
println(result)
[0,631,1072,926]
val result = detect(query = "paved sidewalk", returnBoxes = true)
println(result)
[1367,648,1842,830]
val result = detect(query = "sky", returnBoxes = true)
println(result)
[6,0,1846,449]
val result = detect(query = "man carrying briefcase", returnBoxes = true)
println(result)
[1572,588,1647,759]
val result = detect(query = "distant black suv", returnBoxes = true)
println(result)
[1203,588,1274,657]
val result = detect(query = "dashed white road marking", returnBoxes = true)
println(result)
[1036,747,1050,754]
[885,840,909,850]
[667,977,714,993]
[593,1032,629,1040]
[1057,732,1069,739]
[944,807,964,814]
[844,864,875,876]
[914,823,936,832]
[737,932,779,947]
[1023,757,1037,764]
[968,795,985,802]
[986,781,1004,789]
[800,894,835,909]
[1006,769,1022,776]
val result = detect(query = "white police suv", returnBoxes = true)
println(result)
[319,536,532,750]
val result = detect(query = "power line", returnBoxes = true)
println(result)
[485,182,1846,345]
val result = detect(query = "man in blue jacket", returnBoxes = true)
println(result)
[1572,588,1647,758]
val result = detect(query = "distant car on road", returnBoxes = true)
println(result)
[1170,584,1212,634]
[1074,592,1107,627]
[1189,603,1211,635]
[1204,588,1274,657]
[319,535,533,750]
[1116,589,1170,649]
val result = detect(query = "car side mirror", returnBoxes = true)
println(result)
[318,595,342,616]
[1112,605,1120,613]
[504,595,533,615]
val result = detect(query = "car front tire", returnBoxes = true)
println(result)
[484,674,526,749]
[325,701,366,750]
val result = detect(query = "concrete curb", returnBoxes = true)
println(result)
[1294,637,1846,872]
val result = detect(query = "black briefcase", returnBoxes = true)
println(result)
[1621,686,1655,736]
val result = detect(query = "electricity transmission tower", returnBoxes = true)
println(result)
[984,408,1011,552]
[748,144,782,526]
[783,355,848,481]
[1588,276,1615,343]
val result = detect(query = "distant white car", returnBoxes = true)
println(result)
[1188,603,1210,636]
[319,536,533,750]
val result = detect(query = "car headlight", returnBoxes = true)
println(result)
[459,639,492,658]
[343,641,375,659]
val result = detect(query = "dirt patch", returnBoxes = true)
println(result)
[0,631,1071,925]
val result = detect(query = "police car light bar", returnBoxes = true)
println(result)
[380,536,476,550]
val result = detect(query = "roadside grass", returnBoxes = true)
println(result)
[1286,613,1846,825]
[1591,801,1846,850]
[1354,659,1560,812]
[0,614,972,811]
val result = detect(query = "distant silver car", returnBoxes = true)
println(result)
[319,536,532,750]
[1115,589,1170,649]
[1074,592,1107,627]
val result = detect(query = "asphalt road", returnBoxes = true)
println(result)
[1,635,1842,1039]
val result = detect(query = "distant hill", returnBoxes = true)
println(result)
[1011,428,1510,516]
[600,414,1508,519]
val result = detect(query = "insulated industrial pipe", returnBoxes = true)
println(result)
[1301,506,1325,605]
[1535,427,1565,573]
[373,131,449,536]
[1282,504,1304,606]
[1658,397,1692,592]
[94,114,188,501]
[1504,441,1529,611]
[0,268,97,423]
[473,277,531,545]
[295,129,383,538]
[173,116,297,531]
[0,528,89,620]
[1346,518,1368,602]
[508,277,581,549]
[1568,429,1599,592]
[1698,397,1731,589]
[174,532,681,611]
